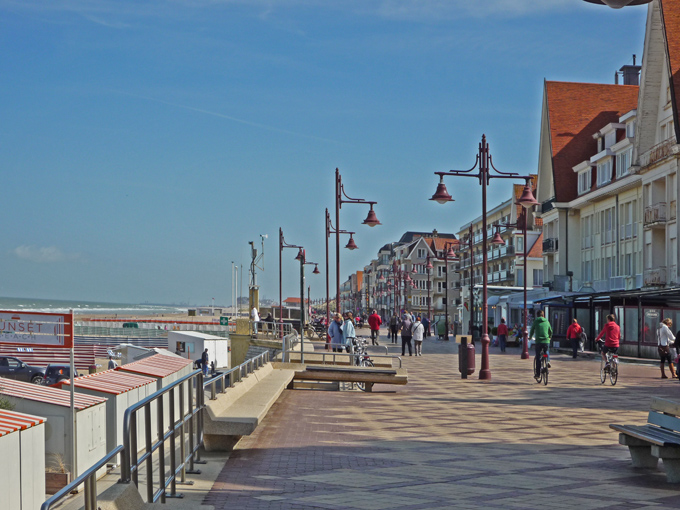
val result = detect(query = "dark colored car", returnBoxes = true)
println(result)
[42,364,72,387]
[0,356,46,384]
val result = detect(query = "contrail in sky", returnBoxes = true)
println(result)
[108,89,345,145]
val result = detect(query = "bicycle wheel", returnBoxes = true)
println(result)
[356,359,374,392]
[600,358,607,384]
[541,357,549,386]
[610,360,618,386]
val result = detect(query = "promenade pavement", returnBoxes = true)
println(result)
[204,330,680,509]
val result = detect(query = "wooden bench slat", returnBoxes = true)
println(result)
[306,366,397,375]
[648,410,680,433]
[611,424,680,447]
[652,397,680,417]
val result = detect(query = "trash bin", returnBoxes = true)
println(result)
[88,365,97,374]
[458,338,476,378]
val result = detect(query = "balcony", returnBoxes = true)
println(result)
[639,137,677,170]
[644,267,667,287]
[543,238,558,253]
[644,202,667,227]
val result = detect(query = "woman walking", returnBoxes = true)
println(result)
[400,314,413,356]
[412,316,425,356]
[566,318,583,359]
[343,312,357,354]
[389,314,399,344]
[657,318,677,379]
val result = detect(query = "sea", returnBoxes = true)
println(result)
[0,296,188,316]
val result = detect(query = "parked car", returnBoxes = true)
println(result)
[42,364,72,386]
[0,356,46,384]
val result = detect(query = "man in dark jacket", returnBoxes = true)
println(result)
[368,310,382,346]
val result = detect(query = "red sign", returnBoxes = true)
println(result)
[0,310,74,348]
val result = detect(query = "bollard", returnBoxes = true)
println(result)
[459,338,468,379]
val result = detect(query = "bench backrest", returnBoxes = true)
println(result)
[649,397,680,433]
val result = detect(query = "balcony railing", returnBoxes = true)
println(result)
[644,202,667,226]
[644,267,667,287]
[543,238,558,253]
[639,137,677,169]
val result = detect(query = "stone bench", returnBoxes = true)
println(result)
[202,363,295,451]
[275,362,408,392]
[611,397,680,482]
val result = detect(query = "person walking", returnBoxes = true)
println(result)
[328,313,344,353]
[343,312,357,354]
[566,318,583,359]
[412,316,425,356]
[657,318,677,379]
[107,356,118,370]
[400,314,413,356]
[422,315,431,338]
[595,314,620,371]
[201,348,209,377]
[251,307,260,337]
[389,314,399,343]
[529,310,552,380]
[368,309,382,346]
[497,318,508,353]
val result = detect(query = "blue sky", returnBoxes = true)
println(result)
[0,0,647,306]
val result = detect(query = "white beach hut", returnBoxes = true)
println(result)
[168,331,231,369]
[56,369,157,454]
[0,409,46,510]
[0,378,107,480]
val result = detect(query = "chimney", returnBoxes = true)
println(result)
[432,229,438,238]
[618,54,641,86]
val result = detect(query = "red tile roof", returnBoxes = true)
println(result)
[545,81,638,203]
[528,233,543,259]
[0,409,45,437]
[661,0,680,136]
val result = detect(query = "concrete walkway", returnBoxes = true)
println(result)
[203,334,680,509]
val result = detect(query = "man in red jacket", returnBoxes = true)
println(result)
[368,310,382,346]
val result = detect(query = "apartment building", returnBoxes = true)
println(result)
[534,0,680,357]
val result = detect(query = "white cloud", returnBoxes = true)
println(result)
[13,246,82,263]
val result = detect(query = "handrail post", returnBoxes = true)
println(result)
[179,384,186,483]
[131,413,139,487]
[169,387,177,497]
[145,403,153,502]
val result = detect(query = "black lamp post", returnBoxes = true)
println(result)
[294,247,319,363]
[279,228,303,339]
[335,169,380,315]
[325,207,356,329]
[431,135,538,380]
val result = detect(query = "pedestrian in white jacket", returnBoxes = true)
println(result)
[412,317,425,356]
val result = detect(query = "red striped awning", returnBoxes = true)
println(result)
[117,354,193,378]
[0,378,106,410]
[0,409,45,437]
[57,369,156,395]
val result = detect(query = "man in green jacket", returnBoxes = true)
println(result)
[529,310,552,380]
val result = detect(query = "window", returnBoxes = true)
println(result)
[582,260,592,283]
[417,249,426,258]
[517,268,524,285]
[516,237,523,252]
[437,266,446,277]
[578,169,592,194]
[533,269,544,286]
[616,149,632,178]
[597,160,612,186]
[437,282,443,292]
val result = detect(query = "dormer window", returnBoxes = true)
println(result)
[597,137,604,152]
[597,160,612,187]
[578,169,592,195]
[616,148,632,178]
[626,121,635,138]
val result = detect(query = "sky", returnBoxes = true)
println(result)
[0,0,648,306]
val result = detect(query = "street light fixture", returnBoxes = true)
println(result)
[582,0,651,7]
[279,228,303,339]
[334,168,380,324]
[431,134,538,380]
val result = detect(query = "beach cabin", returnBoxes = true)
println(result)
[0,409,46,510]
[116,354,195,432]
[168,331,231,369]
[0,378,107,481]
[56,369,157,454]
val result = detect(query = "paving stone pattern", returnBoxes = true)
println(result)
[205,336,680,509]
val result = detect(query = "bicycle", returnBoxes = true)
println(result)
[352,337,374,392]
[599,342,618,385]
[534,344,549,386]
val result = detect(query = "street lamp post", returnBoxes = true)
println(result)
[294,248,319,363]
[426,255,433,321]
[334,168,380,319]
[491,207,532,359]
[279,228,303,339]
[326,208,356,328]
[431,135,538,380]
[460,225,474,336]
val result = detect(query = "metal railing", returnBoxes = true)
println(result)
[644,202,667,226]
[204,350,271,400]
[543,238,558,253]
[122,369,205,503]
[644,267,667,287]
[253,320,296,339]
[639,137,677,169]
[41,446,125,510]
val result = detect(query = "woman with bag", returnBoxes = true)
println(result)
[566,318,583,359]
[657,318,676,379]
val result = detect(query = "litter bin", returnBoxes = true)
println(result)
[88,365,97,374]
[458,337,476,379]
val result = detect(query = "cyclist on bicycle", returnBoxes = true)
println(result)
[530,310,552,380]
[595,314,620,366]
